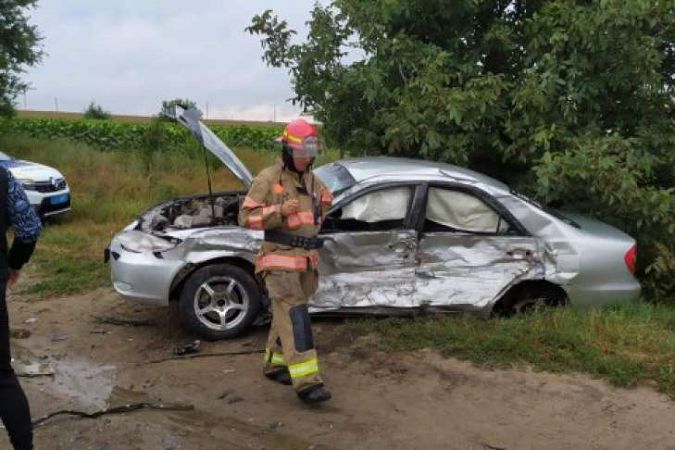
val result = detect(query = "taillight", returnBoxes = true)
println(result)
[624,245,637,274]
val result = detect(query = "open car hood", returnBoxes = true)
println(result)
[172,106,253,188]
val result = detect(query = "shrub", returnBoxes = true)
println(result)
[83,102,111,120]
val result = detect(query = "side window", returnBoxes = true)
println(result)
[323,186,412,232]
[424,187,512,234]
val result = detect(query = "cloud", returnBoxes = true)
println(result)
[22,1,322,121]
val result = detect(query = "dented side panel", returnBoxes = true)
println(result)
[177,228,262,265]
[311,230,418,311]
[415,234,546,311]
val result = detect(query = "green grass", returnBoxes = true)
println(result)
[346,303,675,397]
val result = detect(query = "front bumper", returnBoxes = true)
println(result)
[25,188,72,217]
[108,235,185,306]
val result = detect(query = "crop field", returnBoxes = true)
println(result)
[16,109,288,127]
[1,113,284,151]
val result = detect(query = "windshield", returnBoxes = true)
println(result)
[315,163,356,195]
[0,152,12,161]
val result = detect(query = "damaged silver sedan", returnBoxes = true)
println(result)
[106,108,641,339]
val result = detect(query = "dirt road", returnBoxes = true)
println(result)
[2,287,674,450]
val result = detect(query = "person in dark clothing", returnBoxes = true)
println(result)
[0,166,42,450]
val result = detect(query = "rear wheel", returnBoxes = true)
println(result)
[179,264,262,340]
[494,282,566,317]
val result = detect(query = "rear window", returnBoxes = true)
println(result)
[315,163,356,195]
[545,208,581,229]
[511,190,581,229]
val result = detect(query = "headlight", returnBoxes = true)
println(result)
[123,220,140,231]
[16,179,36,191]
[117,231,181,253]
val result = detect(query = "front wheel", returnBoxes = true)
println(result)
[179,264,262,340]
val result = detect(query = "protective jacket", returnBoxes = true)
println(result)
[238,160,333,272]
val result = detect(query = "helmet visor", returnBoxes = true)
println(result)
[292,136,322,159]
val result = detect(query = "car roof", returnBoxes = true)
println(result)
[336,157,509,190]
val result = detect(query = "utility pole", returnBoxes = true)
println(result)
[273,103,277,122]
[54,97,59,112]
[206,101,209,119]
[22,89,27,109]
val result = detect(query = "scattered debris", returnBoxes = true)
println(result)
[218,388,235,400]
[144,349,263,365]
[93,315,155,327]
[90,329,108,335]
[32,401,195,428]
[217,388,243,404]
[50,335,67,343]
[11,345,55,377]
[267,421,284,431]
[15,362,55,378]
[24,318,37,325]
[173,340,201,356]
[10,328,31,339]
[482,444,507,450]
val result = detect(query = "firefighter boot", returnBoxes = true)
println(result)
[297,383,332,404]
[264,367,292,385]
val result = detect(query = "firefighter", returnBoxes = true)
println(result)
[238,119,333,403]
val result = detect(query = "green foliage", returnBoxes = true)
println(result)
[248,0,675,300]
[0,0,43,116]
[347,303,675,397]
[82,101,111,120]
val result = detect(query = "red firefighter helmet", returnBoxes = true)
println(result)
[275,118,322,158]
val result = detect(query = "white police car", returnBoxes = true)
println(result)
[0,151,71,218]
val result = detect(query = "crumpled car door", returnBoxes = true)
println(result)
[310,185,418,312]
[414,186,544,311]
[313,230,418,312]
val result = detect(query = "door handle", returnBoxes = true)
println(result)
[388,241,415,252]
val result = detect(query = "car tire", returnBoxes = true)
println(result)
[179,264,262,340]
[496,282,566,317]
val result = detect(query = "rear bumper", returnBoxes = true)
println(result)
[108,236,184,306]
[565,280,642,308]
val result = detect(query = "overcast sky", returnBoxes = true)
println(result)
[22,1,324,121]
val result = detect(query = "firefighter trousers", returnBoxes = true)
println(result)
[263,269,323,391]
